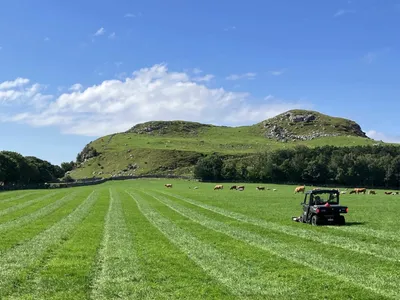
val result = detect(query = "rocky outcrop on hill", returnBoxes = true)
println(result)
[261,110,368,142]
[127,121,212,135]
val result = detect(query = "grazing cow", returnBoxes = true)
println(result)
[340,191,347,195]
[294,186,305,193]
[214,185,223,190]
[256,186,265,191]
[236,185,245,190]
[352,188,367,194]
[273,188,277,191]
[230,185,237,190]
[368,190,376,195]
[164,184,172,188]
[385,191,393,195]
[194,186,199,189]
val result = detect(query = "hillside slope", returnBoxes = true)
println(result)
[69,110,379,179]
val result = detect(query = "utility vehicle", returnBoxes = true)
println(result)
[293,189,348,226]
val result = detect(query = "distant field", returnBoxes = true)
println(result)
[0,180,399,299]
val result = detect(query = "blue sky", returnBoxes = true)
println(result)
[1,0,399,165]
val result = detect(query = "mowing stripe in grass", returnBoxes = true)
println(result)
[0,191,61,218]
[90,188,143,300]
[4,190,110,300]
[158,190,400,262]
[0,190,80,233]
[121,190,233,299]
[329,225,400,242]
[0,190,98,297]
[127,190,289,298]
[0,191,42,204]
[149,191,399,299]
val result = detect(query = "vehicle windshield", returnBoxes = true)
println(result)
[312,193,339,205]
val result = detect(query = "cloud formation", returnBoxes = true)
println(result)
[269,69,286,76]
[0,78,52,109]
[1,64,308,136]
[333,9,355,17]
[94,27,105,36]
[226,73,256,80]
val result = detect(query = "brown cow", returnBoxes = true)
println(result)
[256,186,265,190]
[214,185,223,190]
[230,185,237,190]
[385,191,393,195]
[236,185,245,190]
[354,188,367,194]
[164,184,172,188]
[294,186,305,193]
[368,190,376,195]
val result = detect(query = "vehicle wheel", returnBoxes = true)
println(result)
[299,215,304,223]
[311,215,320,226]
[338,216,345,226]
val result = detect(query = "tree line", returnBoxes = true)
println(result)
[194,145,400,188]
[0,151,70,185]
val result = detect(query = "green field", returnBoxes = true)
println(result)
[0,180,399,299]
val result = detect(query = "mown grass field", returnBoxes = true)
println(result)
[0,179,399,299]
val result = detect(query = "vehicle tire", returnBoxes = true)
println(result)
[311,215,320,226]
[299,215,304,223]
[338,215,345,226]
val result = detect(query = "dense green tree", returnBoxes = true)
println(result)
[194,145,400,189]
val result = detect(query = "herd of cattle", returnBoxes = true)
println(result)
[164,183,398,195]
[293,185,399,195]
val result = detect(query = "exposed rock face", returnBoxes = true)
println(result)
[262,110,367,141]
[127,121,212,135]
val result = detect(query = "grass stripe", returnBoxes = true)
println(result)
[90,188,143,300]
[0,191,42,204]
[127,190,290,298]
[120,190,233,299]
[4,190,110,300]
[158,190,400,262]
[149,191,399,299]
[0,190,98,297]
[0,191,61,218]
[0,191,80,232]
[329,225,400,242]
[0,193,87,256]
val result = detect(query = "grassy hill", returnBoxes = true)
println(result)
[69,110,382,179]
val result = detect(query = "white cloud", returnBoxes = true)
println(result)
[69,83,83,92]
[108,32,116,39]
[0,78,52,109]
[192,68,203,74]
[193,74,215,82]
[94,27,105,36]
[269,69,286,76]
[226,73,256,81]
[366,130,400,144]
[224,26,236,31]
[334,9,355,17]
[1,64,309,136]
[0,78,30,90]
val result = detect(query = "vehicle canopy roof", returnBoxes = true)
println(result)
[305,189,340,195]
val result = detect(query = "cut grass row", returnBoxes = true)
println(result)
[0,181,398,299]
